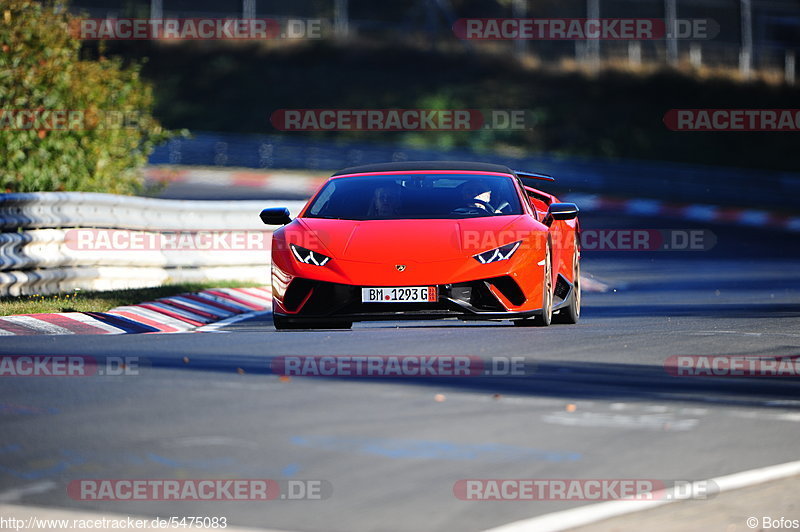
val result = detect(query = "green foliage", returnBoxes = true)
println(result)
[0,0,173,193]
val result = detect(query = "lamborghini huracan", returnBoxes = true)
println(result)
[260,161,580,330]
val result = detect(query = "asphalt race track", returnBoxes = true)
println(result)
[1,207,799,531]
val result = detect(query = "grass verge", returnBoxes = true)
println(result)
[0,281,261,316]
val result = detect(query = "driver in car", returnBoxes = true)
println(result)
[459,179,494,212]
[368,184,402,217]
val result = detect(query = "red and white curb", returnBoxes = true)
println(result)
[146,168,800,232]
[145,167,325,196]
[565,193,800,232]
[0,287,272,336]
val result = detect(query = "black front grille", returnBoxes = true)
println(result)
[283,278,315,311]
[486,276,526,306]
[285,276,526,316]
[554,274,571,303]
[449,280,505,311]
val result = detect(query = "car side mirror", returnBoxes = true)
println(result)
[546,202,579,222]
[260,207,292,225]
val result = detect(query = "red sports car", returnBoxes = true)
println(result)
[260,161,580,330]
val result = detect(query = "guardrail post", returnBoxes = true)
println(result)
[664,0,678,67]
[243,0,255,19]
[585,0,600,71]
[739,0,753,79]
[628,41,642,67]
[334,0,349,38]
[689,43,702,68]
[150,0,162,21]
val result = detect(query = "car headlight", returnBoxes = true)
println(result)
[473,241,521,264]
[290,244,331,266]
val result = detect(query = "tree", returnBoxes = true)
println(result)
[0,0,173,193]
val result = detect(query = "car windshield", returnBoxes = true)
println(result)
[304,173,523,220]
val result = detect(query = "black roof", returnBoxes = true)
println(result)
[332,161,514,176]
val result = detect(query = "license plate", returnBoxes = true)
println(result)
[361,286,438,303]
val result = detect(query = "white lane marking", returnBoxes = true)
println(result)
[692,330,764,336]
[731,411,800,423]
[0,481,57,503]
[0,504,292,532]
[163,436,261,449]
[642,405,669,413]
[680,408,708,416]
[195,310,271,332]
[541,411,698,431]
[482,459,800,532]
[692,330,800,338]
[0,316,73,335]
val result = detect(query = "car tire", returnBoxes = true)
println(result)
[273,314,302,330]
[514,245,553,327]
[553,241,580,325]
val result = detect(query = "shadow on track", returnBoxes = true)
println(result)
[98,349,800,410]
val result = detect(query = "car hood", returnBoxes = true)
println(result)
[293,216,528,263]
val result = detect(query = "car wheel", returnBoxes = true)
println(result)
[514,245,553,327]
[273,314,302,330]
[553,241,580,324]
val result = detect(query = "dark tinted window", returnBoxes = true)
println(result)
[305,173,523,220]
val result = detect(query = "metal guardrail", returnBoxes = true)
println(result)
[150,132,800,212]
[0,192,306,296]
[0,192,299,230]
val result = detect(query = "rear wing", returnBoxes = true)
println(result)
[515,170,556,206]
[514,170,555,182]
